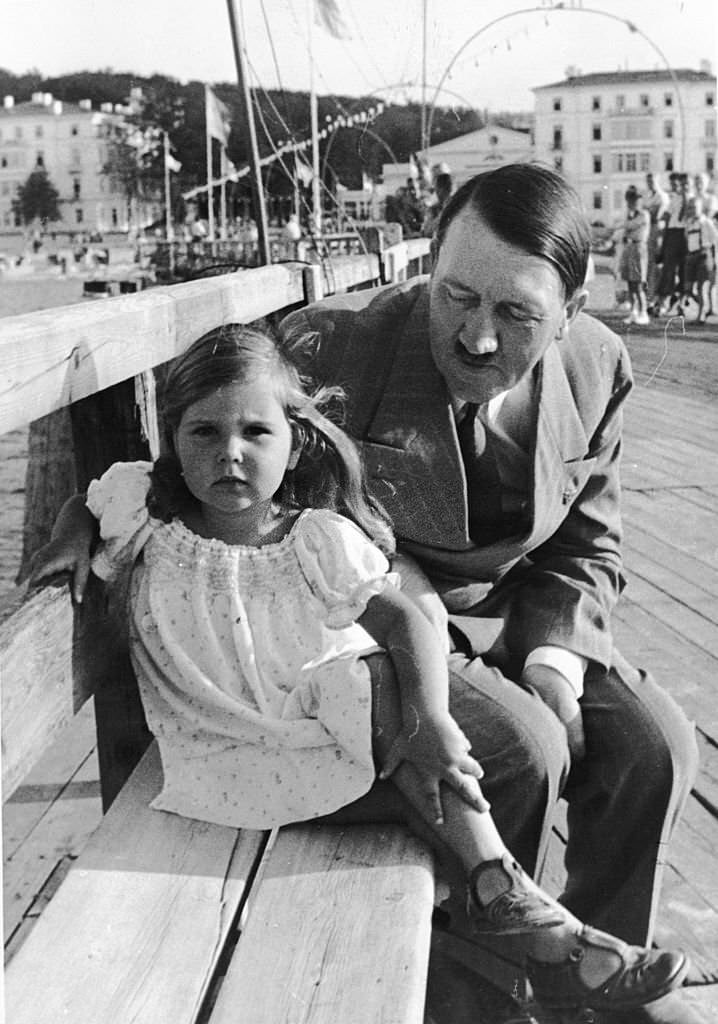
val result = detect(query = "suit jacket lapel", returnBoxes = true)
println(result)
[360,290,472,549]
[529,342,591,546]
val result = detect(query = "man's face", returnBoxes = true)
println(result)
[429,207,583,405]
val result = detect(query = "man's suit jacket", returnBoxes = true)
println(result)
[280,278,633,675]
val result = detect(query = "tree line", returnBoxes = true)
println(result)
[0,67,524,227]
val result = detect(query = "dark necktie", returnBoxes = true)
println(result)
[456,404,505,543]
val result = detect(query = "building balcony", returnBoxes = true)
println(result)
[607,106,655,116]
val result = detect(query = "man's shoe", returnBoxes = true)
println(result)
[635,312,651,325]
[586,989,704,1023]
[467,854,566,935]
[526,925,689,1011]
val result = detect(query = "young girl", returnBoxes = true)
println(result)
[618,185,651,325]
[30,325,688,1014]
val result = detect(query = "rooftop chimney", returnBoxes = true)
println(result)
[31,91,44,104]
[79,98,92,110]
[53,100,63,115]
[3,95,14,109]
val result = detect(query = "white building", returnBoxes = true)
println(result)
[533,65,717,225]
[0,92,141,241]
[422,125,534,189]
[381,125,533,196]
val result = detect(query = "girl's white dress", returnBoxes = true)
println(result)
[87,461,400,830]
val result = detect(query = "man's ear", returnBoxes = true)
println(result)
[562,288,588,331]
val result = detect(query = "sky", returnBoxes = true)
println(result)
[3,0,717,114]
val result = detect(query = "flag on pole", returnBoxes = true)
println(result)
[295,155,314,186]
[205,85,231,145]
[165,152,182,173]
[314,0,350,38]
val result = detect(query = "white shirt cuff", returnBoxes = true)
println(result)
[524,646,587,699]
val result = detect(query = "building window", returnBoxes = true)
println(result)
[35,152,44,168]
[592,95,601,111]
[592,123,602,141]
[613,153,624,172]
[616,95,625,111]
[554,155,563,172]
[640,93,650,108]
[706,92,714,106]
[707,155,714,173]
[593,155,602,173]
[14,126,23,139]
[73,178,81,200]
[664,153,674,172]
[75,208,84,224]
[111,207,118,227]
[706,119,716,139]
[664,120,674,139]
[1,156,7,168]
[626,153,637,172]
[640,153,651,171]
[613,189,623,210]
[71,124,79,135]
[664,92,673,107]
[553,97,562,112]
[552,126,563,150]
[35,124,43,138]
[593,191,603,210]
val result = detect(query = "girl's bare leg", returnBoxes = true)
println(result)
[337,654,690,998]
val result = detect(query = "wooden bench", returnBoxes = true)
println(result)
[2,248,490,1024]
[1,577,436,1024]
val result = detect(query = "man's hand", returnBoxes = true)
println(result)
[521,662,586,764]
[379,708,490,824]
[28,535,92,604]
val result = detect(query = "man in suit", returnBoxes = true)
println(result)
[281,164,698,1023]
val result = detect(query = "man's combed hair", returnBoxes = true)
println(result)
[435,162,592,297]
[147,324,395,555]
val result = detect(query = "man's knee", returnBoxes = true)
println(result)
[588,655,699,808]
[448,654,570,797]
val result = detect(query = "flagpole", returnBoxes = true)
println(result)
[163,131,175,279]
[163,131,172,241]
[226,0,270,266]
[307,0,322,237]
[220,147,227,240]
[205,85,216,247]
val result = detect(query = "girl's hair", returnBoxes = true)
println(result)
[148,323,395,555]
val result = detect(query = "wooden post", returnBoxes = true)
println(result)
[69,378,154,810]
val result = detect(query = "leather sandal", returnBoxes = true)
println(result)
[526,924,690,1011]
[467,854,566,935]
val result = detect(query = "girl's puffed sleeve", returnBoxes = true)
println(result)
[295,510,399,628]
[85,461,155,580]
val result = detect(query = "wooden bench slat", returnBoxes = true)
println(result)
[6,742,266,1024]
[209,823,434,1024]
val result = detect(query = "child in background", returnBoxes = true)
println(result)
[30,324,689,1015]
[683,195,718,323]
[618,185,651,325]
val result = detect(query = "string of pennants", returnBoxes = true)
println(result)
[182,102,385,200]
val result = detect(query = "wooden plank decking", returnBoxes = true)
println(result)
[4,362,718,1020]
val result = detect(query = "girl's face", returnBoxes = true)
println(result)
[174,376,297,530]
